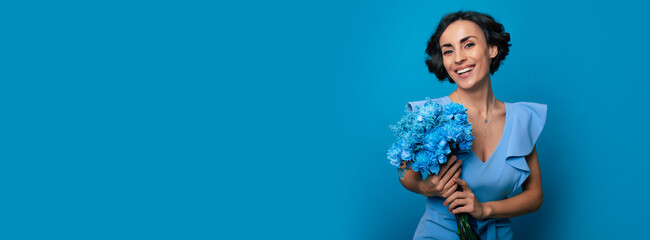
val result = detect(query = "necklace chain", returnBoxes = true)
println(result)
[454,92,496,137]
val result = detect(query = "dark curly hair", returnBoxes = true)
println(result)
[425,11,511,83]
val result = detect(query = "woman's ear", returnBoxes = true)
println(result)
[489,45,498,59]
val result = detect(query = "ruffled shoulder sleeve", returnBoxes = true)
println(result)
[504,102,547,192]
[506,102,548,158]
[405,96,451,112]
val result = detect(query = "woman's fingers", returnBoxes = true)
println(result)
[440,168,461,198]
[450,206,471,215]
[448,198,468,212]
[420,155,463,197]
[428,155,455,186]
[441,183,457,198]
[440,169,457,192]
[440,159,462,187]
[454,177,473,194]
[437,155,457,178]
[443,191,469,206]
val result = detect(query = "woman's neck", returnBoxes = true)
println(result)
[452,78,496,117]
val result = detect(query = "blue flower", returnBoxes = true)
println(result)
[389,98,474,176]
[454,113,468,123]
[415,150,430,163]
[387,142,402,167]
[459,140,472,150]
[400,149,412,161]
[423,130,441,151]
[444,103,467,115]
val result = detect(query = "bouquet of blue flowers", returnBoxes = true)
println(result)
[387,98,480,240]
[387,98,474,178]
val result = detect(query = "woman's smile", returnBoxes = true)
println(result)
[455,65,476,78]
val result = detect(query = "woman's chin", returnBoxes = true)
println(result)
[454,78,475,89]
[454,74,487,90]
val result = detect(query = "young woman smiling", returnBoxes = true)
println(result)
[398,11,547,240]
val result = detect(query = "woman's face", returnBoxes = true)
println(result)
[439,20,498,89]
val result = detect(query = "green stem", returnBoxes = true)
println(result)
[455,215,462,236]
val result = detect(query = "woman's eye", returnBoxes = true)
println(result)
[443,50,452,55]
[465,43,475,48]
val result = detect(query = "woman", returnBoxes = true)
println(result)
[398,11,547,239]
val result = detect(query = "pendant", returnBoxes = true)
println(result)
[483,129,487,137]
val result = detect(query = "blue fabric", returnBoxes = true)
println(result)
[406,96,547,240]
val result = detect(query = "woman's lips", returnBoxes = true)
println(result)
[455,65,475,78]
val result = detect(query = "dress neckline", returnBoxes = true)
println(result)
[444,95,510,164]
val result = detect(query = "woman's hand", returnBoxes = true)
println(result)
[417,155,462,198]
[443,178,487,219]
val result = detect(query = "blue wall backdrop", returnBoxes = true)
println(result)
[2,0,649,239]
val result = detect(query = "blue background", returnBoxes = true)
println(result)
[2,0,649,239]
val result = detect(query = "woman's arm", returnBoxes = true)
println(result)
[399,163,426,195]
[481,145,543,218]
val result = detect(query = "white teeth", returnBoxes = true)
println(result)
[457,67,473,74]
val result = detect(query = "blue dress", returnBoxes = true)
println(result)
[406,96,547,240]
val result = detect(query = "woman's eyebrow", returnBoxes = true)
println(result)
[441,36,478,48]
[459,36,478,43]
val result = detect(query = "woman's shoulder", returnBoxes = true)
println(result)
[405,96,451,112]
[509,101,547,123]
[510,101,547,112]
[505,100,548,158]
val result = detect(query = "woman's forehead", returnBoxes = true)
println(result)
[440,20,484,45]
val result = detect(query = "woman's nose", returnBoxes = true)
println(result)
[454,50,466,63]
